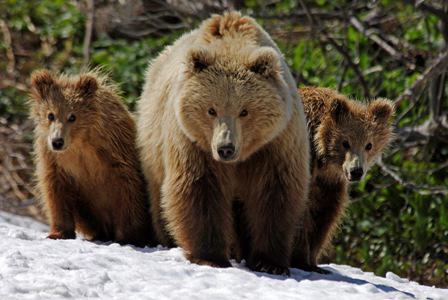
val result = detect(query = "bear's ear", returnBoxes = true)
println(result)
[330,97,349,123]
[248,47,280,78]
[187,47,215,73]
[369,98,395,123]
[76,74,98,100]
[30,69,56,100]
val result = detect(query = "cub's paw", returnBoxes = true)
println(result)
[47,231,76,240]
[247,259,290,276]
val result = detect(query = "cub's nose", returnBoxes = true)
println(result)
[51,138,65,150]
[349,167,364,181]
[217,144,235,161]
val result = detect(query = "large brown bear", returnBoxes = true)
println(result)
[291,87,395,273]
[137,12,310,275]
[30,69,155,247]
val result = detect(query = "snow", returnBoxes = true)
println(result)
[0,211,446,300]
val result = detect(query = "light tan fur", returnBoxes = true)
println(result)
[30,69,155,246]
[291,87,395,273]
[137,12,310,275]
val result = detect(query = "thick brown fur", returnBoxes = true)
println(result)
[137,12,310,275]
[30,69,155,247]
[291,87,395,272]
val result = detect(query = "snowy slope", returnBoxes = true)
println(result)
[0,211,446,300]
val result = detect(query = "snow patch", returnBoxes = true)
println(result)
[0,211,446,299]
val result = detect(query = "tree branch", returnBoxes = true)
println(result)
[298,0,370,98]
[349,16,416,70]
[395,50,448,106]
[377,158,448,196]
[82,0,95,67]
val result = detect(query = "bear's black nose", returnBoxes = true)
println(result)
[349,167,363,181]
[218,144,235,160]
[52,138,65,150]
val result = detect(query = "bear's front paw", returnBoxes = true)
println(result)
[47,231,76,240]
[292,262,331,274]
[188,255,231,268]
[247,259,290,276]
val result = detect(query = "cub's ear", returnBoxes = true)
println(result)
[248,47,280,78]
[369,98,395,123]
[330,97,349,123]
[30,69,56,100]
[186,47,215,73]
[76,74,98,100]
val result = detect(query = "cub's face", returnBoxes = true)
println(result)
[316,98,394,182]
[30,70,99,152]
[177,47,290,163]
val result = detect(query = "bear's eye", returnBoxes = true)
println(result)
[68,114,76,123]
[365,143,372,151]
[342,140,350,150]
[48,113,55,122]
[208,108,217,116]
[239,109,248,117]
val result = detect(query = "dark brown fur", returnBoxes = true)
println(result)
[290,87,394,272]
[30,69,155,247]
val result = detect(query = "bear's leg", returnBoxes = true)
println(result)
[149,179,175,247]
[292,177,346,273]
[109,171,156,247]
[43,166,76,240]
[244,171,301,276]
[231,199,251,263]
[162,164,232,267]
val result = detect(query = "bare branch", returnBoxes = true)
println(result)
[0,19,16,77]
[395,50,448,106]
[377,158,448,196]
[82,0,95,67]
[298,0,370,98]
[349,16,416,70]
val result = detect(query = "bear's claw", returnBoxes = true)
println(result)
[248,260,290,276]
[47,231,76,240]
[190,257,232,268]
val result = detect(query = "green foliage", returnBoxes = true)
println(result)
[1,0,447,287]
[88,34,179,110]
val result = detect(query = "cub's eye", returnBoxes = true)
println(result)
[239,109,248,117]
[68,115,76,123]
[342,140,350,150]
[208,108,216,116]
[48,113,55,122]
[365,143,372,151]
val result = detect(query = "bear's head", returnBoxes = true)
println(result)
[30,69,99,152]
[316,97,395,182]
[176,46,292,163]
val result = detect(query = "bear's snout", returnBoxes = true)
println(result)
[51,138,65,151]
[217,143,235,161]
[349,167,363,182]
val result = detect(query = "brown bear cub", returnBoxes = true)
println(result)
[138,12,310,275]
[291,87,395,273]
[30,69,155,247]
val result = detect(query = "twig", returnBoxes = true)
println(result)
[298,0,370,98]
[349,16,416,70]
[82,0,95,67]
[0,78,28,92]
[0,19,16,77]
[377,158,448,196]
[395,50,448,106]
[410,0,448,21]
[253,10,345,22]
